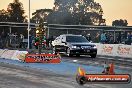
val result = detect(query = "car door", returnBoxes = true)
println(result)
[59,36,67,52]
[54,35,67,52]
[52,36,61,46]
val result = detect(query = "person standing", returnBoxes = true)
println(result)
[1,31,7,48]
[102,61,110,74]
[95,32,100,43]
[126,32,131,45]
[100,32,107,44]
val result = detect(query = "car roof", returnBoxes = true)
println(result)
[60,34,82,36]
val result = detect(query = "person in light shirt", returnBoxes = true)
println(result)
[102,61,110,74]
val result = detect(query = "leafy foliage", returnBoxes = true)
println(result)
[31,9,53,23]
[0,9,9,22]
[0,0,27,22]
[47,0,106,25]
[112,19,128,26]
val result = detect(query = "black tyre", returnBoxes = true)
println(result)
[76,54,80,57]
[66,48,73,57]
[76,76,87,85]
[90,54,96,58]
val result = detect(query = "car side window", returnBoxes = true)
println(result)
[61,36,66,43]
[55,36,60,40]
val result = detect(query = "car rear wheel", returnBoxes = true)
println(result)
[67,48,73,57]
[90,54,96,58]
[76,54,80,57]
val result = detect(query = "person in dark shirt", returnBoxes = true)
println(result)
[1,31,7,48]
[86,33,92,42]
[126,32,131,45]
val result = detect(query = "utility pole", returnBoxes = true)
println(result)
[27,0,31,49]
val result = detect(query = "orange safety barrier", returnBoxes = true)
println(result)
[76,66,131,85]
[25,53,61,63]
[85,74,130,83]
[108,63,115,74]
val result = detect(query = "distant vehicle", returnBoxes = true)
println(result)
[52,34,97,58]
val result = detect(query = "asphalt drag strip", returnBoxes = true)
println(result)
[0,57,132,88]
[62,55,132,71]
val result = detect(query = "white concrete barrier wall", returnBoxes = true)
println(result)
[0,49,28,61]
[12,51,28,61]
[0,44,132,60]
[1,50,18,59]
[0,49,7,57]
[93,43,132,58]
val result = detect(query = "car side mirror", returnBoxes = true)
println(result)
[62,41,66,43]
[61,40,65,43]
[62,40,67,45]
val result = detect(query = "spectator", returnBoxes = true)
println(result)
[100,32,107,44]
[86,33,92,42]
[105,33,109,43]
[102,61,110,74]
[1,31,7,48]
[6,33,10,48]
[109,34,114,44]
[20,34,24,41]
[117,33,121,43]
[126,32,131,45]
[19,34,24,48]
[131,32,132,44]
[95,32,100,43]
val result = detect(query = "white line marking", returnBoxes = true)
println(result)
[73,60,78,62]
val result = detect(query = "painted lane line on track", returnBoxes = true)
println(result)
[98,56,106,58]
[72,60,78,62]
[116,58,125,60]
[98,56,132,62]
[126,60,132,62]
[106,57,114,59]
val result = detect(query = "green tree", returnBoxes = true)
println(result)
[7,0,27,22]
[0,9,9,22]
[112,19,128,26]
[47,0,105,25]
[31,9,52,23]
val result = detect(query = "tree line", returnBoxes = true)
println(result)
[0,0,128,26]
[0,0,27,22]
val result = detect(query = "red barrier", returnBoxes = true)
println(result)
[76,66,131,85]
[25,53,61,63]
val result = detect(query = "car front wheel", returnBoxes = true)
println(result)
[66,48,73,57]
[90,54,96,58]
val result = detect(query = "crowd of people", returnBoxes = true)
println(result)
[85,32,132,45]
[0,31,25,49]
[0,31,54,49]
[0,31,132,49]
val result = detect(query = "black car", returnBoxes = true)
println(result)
[52,34,97,58]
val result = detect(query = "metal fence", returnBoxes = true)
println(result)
[48,24,132,44]
[0,23,132,48]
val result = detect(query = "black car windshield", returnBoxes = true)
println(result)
[66,36,88,42]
